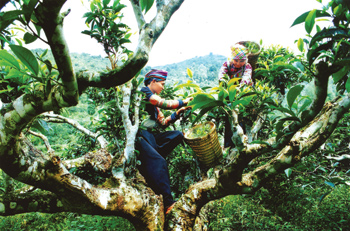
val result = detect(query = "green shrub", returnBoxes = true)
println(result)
[0,212,135,231]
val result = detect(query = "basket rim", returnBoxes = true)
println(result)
[184,121,216,141]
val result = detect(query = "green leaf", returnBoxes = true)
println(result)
[188,93,216,111]
[0,50,20,69]
[113,0,121,8]
[307,41,334,65]
[240,95,254,106]
[34,24,42,37]
[192,101,224,124]
[31,119,52,134]
[319,191,331,204]
[276,107,296,117]
[291,10,331,27]
[345,77,350,93]
[325,181,335,188]
[275,120,284,132]
[45,79,52,96]
[333,66,350,83]
[250,140,271,146]
[23,32,37,44]
[173,82,200,91]
[287,84,304,109]
[297,38,304,52]
[140,0,154,14]
[22,0,38,23]
[333,56,350,66]
[333,4,343,16]
[103,0,111,7]
[309,28,348,47]
[276,131,284,142]
[284,168,292,178]
[5,69,30,84]
[305,9,317,34]
[228,85,237,102]
[9,45,39,76]
[279,116,301,123]
[218,87,228,102]
[187,68,193,78]
[227,78,241,88]
[297,98,311,115]
[0,10,22,31]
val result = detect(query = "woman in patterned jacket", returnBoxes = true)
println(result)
[219,44,253,148]
[218,44,253,86]
[137,69,192,214]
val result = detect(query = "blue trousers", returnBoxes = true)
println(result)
[137,129,183,207]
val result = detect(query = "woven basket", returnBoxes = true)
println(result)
[184,121,223,167]
[236,41,261,71]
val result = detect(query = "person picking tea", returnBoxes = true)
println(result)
[219,44,253,148]
[137,69,192,214]
[218,44,253,86]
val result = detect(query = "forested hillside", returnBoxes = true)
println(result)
[142,52,226,86]
[32,48,226,86]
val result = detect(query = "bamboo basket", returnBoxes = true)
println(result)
[184,121,223,167]
[236,41,261,71]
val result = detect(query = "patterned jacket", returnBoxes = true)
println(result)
[218,61,253,86]
[141,86,184,127]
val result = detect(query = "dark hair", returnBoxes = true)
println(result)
[144,78,153,86]
[144,77,163,86]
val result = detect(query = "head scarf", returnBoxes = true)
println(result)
[229,44,248,61]
[144,69,167,85]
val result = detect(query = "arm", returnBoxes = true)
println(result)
[156,108,179,127]
[240,63,253,86]
[149,94,184,110]
[218,61,229,82]
[142,86,184,110]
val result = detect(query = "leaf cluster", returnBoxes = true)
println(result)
[0,47,58,103]
[82,0,132,65]
[292,0,350,93]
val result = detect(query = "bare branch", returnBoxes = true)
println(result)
[27,130,55,154]
[130,0,146,29]
[112,82,141,179]
[41,113,108,148]
[248,114,267,142]
[326,154,350,161]
[230,108,246,148]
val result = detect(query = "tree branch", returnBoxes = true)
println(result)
[130,0,146,29]
[40,112,108,148]
[237,94,350,194]
[27,130,54,154]
[112,82,141,179]
[0,190,65,216]
[35,0,79,106]
[326,154,350,161]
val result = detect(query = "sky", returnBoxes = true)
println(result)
[25,0,329,66]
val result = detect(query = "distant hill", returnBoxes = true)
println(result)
[142,53,226,87]
[31,48,111,73]
[31,49,226,87]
